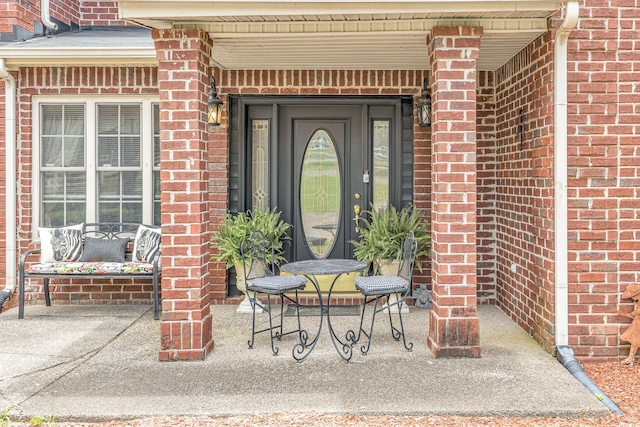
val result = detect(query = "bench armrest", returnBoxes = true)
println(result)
[20,249,41,270]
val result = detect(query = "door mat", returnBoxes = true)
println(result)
[284,305,360,317]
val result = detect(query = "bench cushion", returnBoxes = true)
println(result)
[27,262,157,275]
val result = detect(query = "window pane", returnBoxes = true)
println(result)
[66,203,86,224]
[63,105,85,136]
[98,203,120,222]
[42,105,63,135]
[42,137,62,167]
[64,137,85,167]
[42,172,64,200]
[98,171,120,197]
[251,120,270,211]
[121,136,141,167]
[373,120,390,211]
[153,104,160,167]
[122,171,142,197]
[154,203,161,226]
[153,170,161,226]
[300,129,340,259]
[66,172,86,198]
[122,203,143,223]
[42,203,65,227]
[120,105,141,134]
[98,105,118,134]
[98,136,119,167]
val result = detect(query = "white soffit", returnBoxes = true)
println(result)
[201,19,548,71]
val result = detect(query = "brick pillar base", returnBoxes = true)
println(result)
[428,309,481,358]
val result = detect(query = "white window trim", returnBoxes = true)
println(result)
[32,95,159,240]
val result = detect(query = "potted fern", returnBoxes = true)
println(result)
[351,203,431,275]
[211,207,291,312]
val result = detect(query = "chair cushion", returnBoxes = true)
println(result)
[27,262,157,275]
[247,275,307,294]
[355,275,409,295]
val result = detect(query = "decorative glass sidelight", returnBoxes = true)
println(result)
[251,120,270,210]
[300,130,341,259]
[373,120,390,211]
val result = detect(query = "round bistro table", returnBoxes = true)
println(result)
[280,259,367,362]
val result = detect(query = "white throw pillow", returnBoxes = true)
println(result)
[38,223,84,263]
[132,225,162,263]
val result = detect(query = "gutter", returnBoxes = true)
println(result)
[553,0,579,349]
[41,0,59,31]
[552,2,621,415]
[0,59,17,312]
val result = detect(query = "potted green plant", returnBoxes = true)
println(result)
[351,203,431,275]
[211,207,292,312]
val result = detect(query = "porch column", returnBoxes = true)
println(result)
[153,29,215,361]
[427,26,482,358]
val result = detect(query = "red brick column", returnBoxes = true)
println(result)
[427,26,482,358]
[153,29,214,361]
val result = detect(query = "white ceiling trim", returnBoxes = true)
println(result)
[189,18,548,36]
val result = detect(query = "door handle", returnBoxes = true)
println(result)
[354,204,361,233]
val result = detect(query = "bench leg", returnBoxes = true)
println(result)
[18,266,25,319]
[44,278,51,306]
[153,272,160,320]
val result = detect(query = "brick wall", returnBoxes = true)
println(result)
[79,1,133,27]
[565,0,640,361]
[7,66,159,311]
[209,69,433,302]
[0,0,40,35]
[492,34,556,353]
[50,0,81,27]
[476,70,497,306]
[488,0,640,360]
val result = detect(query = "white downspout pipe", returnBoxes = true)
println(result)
[0,59,17,311]
[554,2,579,348]
[41,0,59,31]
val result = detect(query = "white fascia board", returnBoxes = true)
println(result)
[118,1,561,20]
[194,18,548,37]
[0,48,157,70]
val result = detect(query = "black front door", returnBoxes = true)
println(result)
[279,105,365,261]
[238,97,408,266]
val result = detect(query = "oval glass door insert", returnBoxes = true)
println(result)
[300,130,341,259]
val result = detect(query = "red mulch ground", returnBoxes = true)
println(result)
[10,362,640,426]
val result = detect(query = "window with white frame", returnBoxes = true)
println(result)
[36,98,160,228]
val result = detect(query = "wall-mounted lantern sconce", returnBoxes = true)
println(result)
[416,77,432,127]
[207,75,223,126]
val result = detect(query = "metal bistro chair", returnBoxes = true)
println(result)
[240,231,308,356]
[351,231,417,355]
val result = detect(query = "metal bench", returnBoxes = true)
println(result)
[18,222,161,320]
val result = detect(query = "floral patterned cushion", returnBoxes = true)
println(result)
[27,262,158,275]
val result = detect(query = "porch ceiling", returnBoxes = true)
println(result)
[0,1,562,71]
[119,0,562,71]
